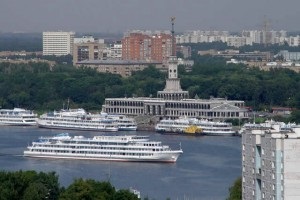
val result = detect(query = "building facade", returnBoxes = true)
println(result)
[121,31,173,62]
[176,30,291,47]
[107,42,122,60]
[73,36,107,65]
[242,126,300,200]
[43,31,75,56]
[277,50,300,61]
[103,97,247,119]
[75,60,162,77]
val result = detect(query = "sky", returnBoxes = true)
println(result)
[1,0,300,34]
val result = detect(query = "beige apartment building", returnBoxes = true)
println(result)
[73,37,106,65]
[75,60,162,77]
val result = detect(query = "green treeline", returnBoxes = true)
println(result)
[0,62,165,112]
[0,56,299,117]
[0,33,42,52]
[0,170,242,200]
[183,55,300,110]
[0,170,139,200]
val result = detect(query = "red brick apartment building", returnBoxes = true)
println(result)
[121,32,173,62]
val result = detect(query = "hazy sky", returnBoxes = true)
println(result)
[1,0,299,33]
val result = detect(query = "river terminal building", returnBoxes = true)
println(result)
[102,19,248,120]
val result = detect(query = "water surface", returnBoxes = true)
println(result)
[0,126,241,200]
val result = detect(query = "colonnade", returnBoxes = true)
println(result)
[103,98,247,119]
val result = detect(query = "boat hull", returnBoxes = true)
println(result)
[203,131,236,136]
[118,126,137,131]
[37,123,118,132]
[23,151,182,163]
[0,122,37,126]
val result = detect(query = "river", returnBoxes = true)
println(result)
[0,126,241,200]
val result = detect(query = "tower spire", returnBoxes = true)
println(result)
[157,17,189,100]
[171,17,176,56]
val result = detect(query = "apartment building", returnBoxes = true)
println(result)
[107,42,122,59]
[75,59,162,77]
[176,30,292,47]
[121,31,173,62]
[277,50,300,61]
[73,36,107,65]
[43,31,75,56]
[242,126,300,200]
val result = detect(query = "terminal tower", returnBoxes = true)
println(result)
[157,17,189,100]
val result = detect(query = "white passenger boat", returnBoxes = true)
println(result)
[114,117,137,131]
[24,133,183,163]
[37,109,118,132]
[155,118,190,134]
[190,119,235,136]
[0,108,37,126]
[155,117,235,136]
[106,115,137,131]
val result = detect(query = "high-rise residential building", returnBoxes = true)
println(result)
[151,33,173,62]
[43,31,75,56]
[122,32,150,61]
[107,42,122,60]
[121,31,173,62]
[242,125,300,200]
[73,36,107,65]
[226,36,248,47]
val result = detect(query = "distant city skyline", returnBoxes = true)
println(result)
[1,0,300,33]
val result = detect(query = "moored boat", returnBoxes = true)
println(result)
[24,133,183,163]
[101,113,137,131]
[155,117,235,136]
[189,118,236,136]
[155,118,190,134]
[37,109,118,132]
[0,108,37,126]
[183,125,202,135]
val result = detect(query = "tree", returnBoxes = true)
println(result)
[0,170,60,200]
[227,177,242,200]
[59,179,116,200]
[114,189,139,200]
[289,110,300,123]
